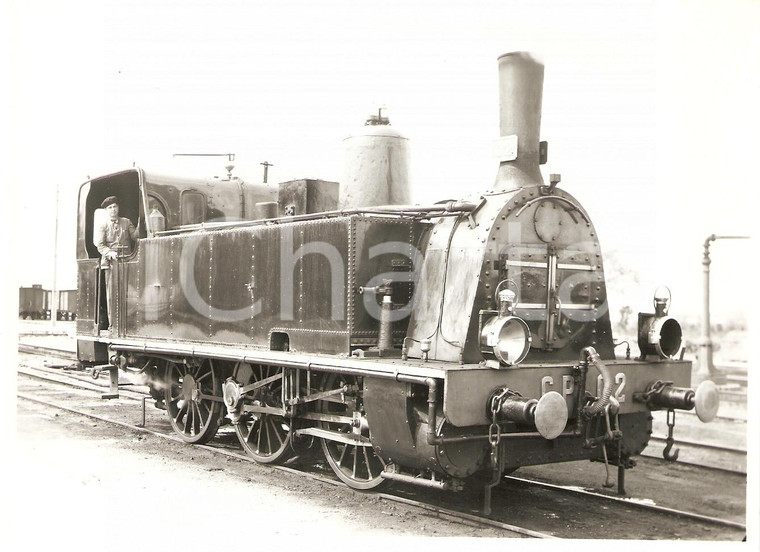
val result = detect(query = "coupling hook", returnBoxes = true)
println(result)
[663,409,680,462]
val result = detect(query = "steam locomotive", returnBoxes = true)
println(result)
[75,52,719,511]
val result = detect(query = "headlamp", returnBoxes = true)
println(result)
[637,287,683,359]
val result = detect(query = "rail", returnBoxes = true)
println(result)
[17,357,746,539]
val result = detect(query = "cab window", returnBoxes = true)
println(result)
[180,191,206,225]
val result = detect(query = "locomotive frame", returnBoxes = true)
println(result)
[75,52,719,512]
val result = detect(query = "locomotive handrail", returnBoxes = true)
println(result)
[513,195,589,224]
[153,202,479,236]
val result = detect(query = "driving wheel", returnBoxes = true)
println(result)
[165,358,223,444]
[318,373,387,490]
[232,362,293,464]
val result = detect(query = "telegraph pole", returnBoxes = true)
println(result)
[50,184,59,326]
[260,161,273,183]
[699,234,749,381]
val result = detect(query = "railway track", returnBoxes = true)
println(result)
[16,387,549,538]
[502,476,745,531]
[677,409,747,424]
[18,343,78,362]
[648,435,746,457]
[16,385,745,539]
[17,347,747,539]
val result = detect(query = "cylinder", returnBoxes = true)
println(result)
[340,112,410,209]
[494,52,545,190]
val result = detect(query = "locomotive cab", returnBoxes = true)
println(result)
[79,170,143,259]
[76,170,143,342]
[76,168,276,346]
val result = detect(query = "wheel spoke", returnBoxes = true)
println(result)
[246,420,258,444]
[169,388,181,403]
[197,371,211,383]
[263,416,273,453]
[256,416,264,452]
[264,418,275,453]
[175,402,188,425]
[171,363,182,380]
[336,443,348,467]
[183,404,193,434]
[270,417,285,446]
[187,402,195,435]
[362,446,373,479]
[198,401,210,424]
[192,402,202,434]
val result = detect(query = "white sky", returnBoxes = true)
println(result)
[4,0,759,324]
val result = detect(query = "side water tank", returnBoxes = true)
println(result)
[339,109,410,209]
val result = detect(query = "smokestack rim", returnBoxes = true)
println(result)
[497,51,544,66]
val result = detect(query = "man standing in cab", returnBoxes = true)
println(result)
[94,196,137,332]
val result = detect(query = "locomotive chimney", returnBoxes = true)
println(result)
[493,52,545,190]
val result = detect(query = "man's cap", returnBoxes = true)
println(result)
[101,196,119,208]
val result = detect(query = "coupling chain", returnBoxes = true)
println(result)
[488,387,510,447]
[639,380,673,403]
[484,387,511,514]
